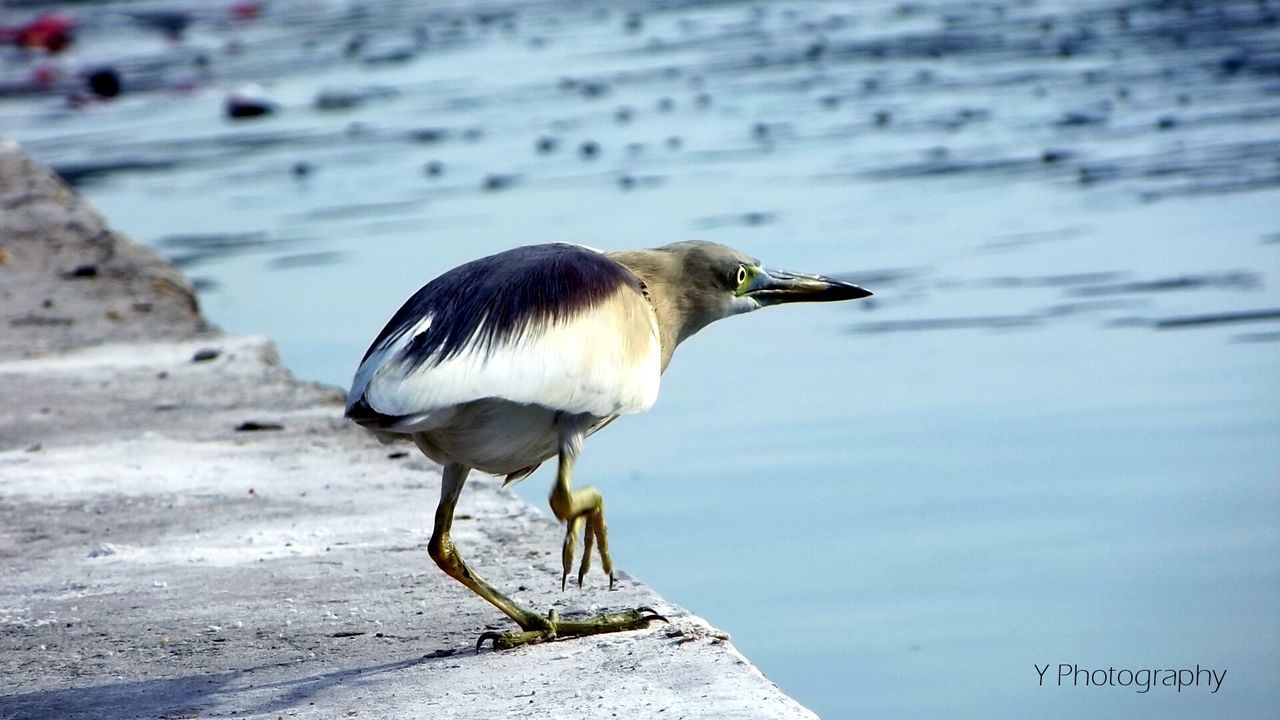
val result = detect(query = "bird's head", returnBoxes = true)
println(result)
[658,241,872,329]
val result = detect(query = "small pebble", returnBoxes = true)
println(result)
[314,88,363,111]
[411,128,448,144]
[87,67,122,98]
[579,81,609,98]
[483,174,517,191]
[225,84,276,119]
[235,421,284,432]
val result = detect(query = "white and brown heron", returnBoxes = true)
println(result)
[345,241,871,650]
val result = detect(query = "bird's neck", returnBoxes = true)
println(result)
[608,250,717,372]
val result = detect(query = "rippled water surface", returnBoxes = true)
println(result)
[4,0,1278,716]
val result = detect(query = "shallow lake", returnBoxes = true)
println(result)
[4,0,1278,716]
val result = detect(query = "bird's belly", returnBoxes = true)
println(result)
[412,400,569,475]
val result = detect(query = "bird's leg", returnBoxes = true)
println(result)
[429,461,664,652]
[428,463,550,632]
[548,423,614,589]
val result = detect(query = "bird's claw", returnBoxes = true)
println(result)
[474,607,666,652]
[560,506,613,590]
[634,606,669,624]
[475,631,502,653]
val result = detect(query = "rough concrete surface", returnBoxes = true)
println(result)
[0,142,817,720]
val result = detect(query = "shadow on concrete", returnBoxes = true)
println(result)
[0,646,469,720]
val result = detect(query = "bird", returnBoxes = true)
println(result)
[344,241,871,650]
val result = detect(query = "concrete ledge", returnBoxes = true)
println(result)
[0,142,816,719]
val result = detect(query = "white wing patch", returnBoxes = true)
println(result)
[355,288,660,425]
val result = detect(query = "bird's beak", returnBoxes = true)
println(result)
[745,268,872,306]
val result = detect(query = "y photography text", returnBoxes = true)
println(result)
[1035,663,1225,694]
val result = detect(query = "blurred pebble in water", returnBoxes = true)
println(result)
[423,161,444,177]
[579,140,600,159]
[363,47,417,66]
[225,84,276,119]
[535,137,559,154]
[483,174,518,191]
[411,128,449,144]
[314,88,363,111]
[578,81,609,98]
[128,10,190,40]
[344,34,367,58]
[1056,111,1107,127]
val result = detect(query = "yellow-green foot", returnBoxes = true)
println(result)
[561,505,614,590]
[476,607,667,652]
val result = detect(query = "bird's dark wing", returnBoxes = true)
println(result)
[347,244,660,429]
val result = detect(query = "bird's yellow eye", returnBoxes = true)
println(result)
[736,265,748,287]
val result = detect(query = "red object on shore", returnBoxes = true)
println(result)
[31,63,58,87]
[230,1,263,21]
[11,13,76,53]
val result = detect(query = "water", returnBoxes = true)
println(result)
[4,0,1278,716]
